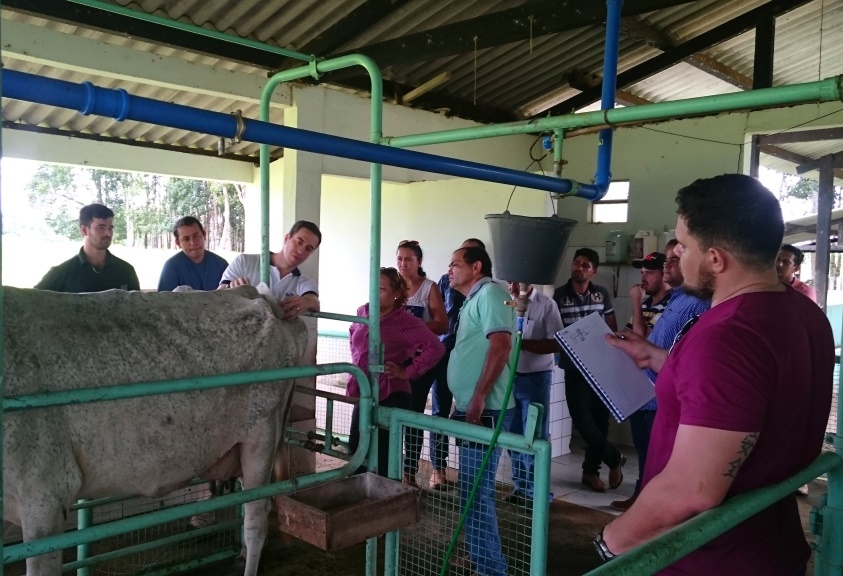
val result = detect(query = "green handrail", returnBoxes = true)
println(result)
[585,450,843,575]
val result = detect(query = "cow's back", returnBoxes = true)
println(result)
[3,286,307,511]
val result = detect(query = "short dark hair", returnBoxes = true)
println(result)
[780,244,805,266]
[574,248,600,268]
[79,204,114,227]
[463,238,486,250]
[676,174,783,271]
[665,238,679,250]
[289,220,322,246]
[460,246,493,278]
[172,216,204,238]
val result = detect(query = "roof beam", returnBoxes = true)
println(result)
[299,0,414,58]
[759,128,843,145]
[544,0,814,116]
[797,153,843,174]
[3,0,289,70]
[1,18,292,109]
[760,144,843,180]
[330,0,697,71]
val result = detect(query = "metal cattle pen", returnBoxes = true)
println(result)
[2,0,843,574]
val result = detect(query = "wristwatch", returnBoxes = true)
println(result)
[593,529,618,562]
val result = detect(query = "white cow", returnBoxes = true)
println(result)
[2,286,308,576]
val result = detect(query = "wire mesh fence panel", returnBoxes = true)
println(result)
[397,422,539,576]
[315,332,354,440]
[827,360,839,440]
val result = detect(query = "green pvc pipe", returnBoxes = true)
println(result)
[62,519,242,571]
[126,548,239,576]
[76,501,92,576]
[3,363,367,411]
[530,438,551,576]
[585,450,843,575]
[303,310,369,324]
[385,76,843,149]
[553,129,564,177]
[66,0,314,63]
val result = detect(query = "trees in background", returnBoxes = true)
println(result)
[27,165,246,251]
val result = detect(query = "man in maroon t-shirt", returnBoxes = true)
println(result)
[598,174,834,576]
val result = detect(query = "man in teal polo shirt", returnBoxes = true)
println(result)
[447,246,515,576]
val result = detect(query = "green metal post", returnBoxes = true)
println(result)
[76,501,92,576]
[385,76,843,149]
[553,129,564,177]
[530,439,552,575]
[66,0,315,63]
[0,10,5,571]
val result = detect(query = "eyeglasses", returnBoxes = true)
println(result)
[668,315,700,354]
[399,240,419,247]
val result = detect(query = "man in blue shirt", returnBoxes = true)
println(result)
[611,239,710,511]
[157,216,229,291]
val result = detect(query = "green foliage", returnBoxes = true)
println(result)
[25,164,246,250]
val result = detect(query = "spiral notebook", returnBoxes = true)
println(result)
[555,312,655,423]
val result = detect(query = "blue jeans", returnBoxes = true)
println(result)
[455,407,514,576]
[508,371,551,499]
[629,409,656,494]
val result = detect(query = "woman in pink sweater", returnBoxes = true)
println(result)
[346,267,445,481]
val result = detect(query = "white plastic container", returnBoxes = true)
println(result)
[658,228,676,252]
[605,230,628,265]
[633,230,657,260]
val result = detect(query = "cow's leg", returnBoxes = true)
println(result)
[236,431,276,576]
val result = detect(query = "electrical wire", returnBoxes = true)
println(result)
[504,133,549,212]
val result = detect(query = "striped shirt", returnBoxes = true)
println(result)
[346,303,445,402]
[553,280,615,327]
[625,291,672,331]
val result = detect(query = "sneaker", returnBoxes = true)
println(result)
[610,495,636,511]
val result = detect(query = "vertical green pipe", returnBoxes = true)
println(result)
[260,54,385,576]
[530,440,551,575]
[553,129,564,177]
[324,399,334,450]
[76,502,93,576]
[0,8,6,571]
[384,419,404,576]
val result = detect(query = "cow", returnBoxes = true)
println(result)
[2,285,308,576]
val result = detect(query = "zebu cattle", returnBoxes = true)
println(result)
[2,286,307,576]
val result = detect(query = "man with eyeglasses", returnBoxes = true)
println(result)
[158,216,229,291]
[36,203,140,293]
[611,240,710,512]
[598,175,833,576]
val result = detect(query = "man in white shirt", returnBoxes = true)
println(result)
[505,282,564,506]
[220,220,321,320]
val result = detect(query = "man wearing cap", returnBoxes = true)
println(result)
[626,252,672,336]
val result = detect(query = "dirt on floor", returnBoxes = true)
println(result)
[189,478,827,576]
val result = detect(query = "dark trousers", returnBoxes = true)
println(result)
[630,409,657,494]
[403,358,441,475]
[565,369,622,476]
[430,350,454,471]
[348,392,412,477]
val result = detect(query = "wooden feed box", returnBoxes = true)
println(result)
[275,473,420,551]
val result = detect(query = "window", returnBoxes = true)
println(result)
[590,181,629,223]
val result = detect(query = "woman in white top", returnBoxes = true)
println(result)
[396,240,448,487]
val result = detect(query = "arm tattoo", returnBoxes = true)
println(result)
[723,432,759,478]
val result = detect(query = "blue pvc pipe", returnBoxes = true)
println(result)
[593,0,623,194]
[1,70,591,199]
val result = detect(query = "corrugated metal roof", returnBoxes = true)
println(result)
[1,0,841,174]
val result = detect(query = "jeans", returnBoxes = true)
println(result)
[348,392,411,477]
[629,409,656,494]
[508,371,551,499]
[430,350,454,471]
[455,407,514,576]
[564,369,622,475]
[403,364,438,475]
